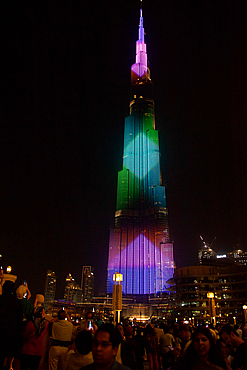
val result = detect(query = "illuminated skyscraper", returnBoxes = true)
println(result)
[44,270,56,311]
[81,266,94,302]
[107,6,174,300]
[64,273,83,303]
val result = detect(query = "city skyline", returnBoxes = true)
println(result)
[1,1,247,298]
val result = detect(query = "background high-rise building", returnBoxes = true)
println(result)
[44,270,56,311]
[171,265,247,323]
[64,273,83,303]
[107,7,174,300]
[81,266,94,303]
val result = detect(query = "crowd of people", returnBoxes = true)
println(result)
[1,280,247,370]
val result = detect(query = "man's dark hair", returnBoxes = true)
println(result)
[220,324,238,337]
[58,309,66,320]
[95,323,122,348]
[86,311,94,320]
[179,324,191,333]
[2,281,15,295]
[162,325,170,334]
[35,306,44,319]
[75,330,93,354]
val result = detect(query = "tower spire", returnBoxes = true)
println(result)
[139,0,144,42]
[131,0,148,83]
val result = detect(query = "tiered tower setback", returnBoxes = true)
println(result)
[107,7,174,300]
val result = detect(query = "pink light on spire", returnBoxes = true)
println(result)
[131,2,148,82]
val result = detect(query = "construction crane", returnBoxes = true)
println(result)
[199,235,217,249]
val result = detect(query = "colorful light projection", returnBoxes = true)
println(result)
[107,7,174,297]
[107,232,174,295]
[117,111,163,210]
[131,9,148,83]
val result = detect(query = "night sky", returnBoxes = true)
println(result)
[1,1,247,299]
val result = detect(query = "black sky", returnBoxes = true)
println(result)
[1,1,247,299]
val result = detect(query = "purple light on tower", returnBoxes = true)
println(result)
[108,234,174,295]
[131,8,148,79]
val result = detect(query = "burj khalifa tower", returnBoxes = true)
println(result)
[107,4,174,301]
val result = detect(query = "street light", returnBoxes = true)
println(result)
[207,292,216,325]
[112,272,123,324]
[243,305,247,322]
[207,292,214,299]
[6,266,12,274]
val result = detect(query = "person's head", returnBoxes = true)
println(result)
[86,311,94,321]
[34,294,44,307]
[179,324,191,341]
[162,325,170,334]
[216,338,231,359]
[124,326,133,338]
[92,324,122,368]
[192,326,214,361]
[220,324,241,348]
[16,284,27,299]
[145,324,155,336]
[183,326,226,370]
[75,330,93,355]
[2,280,15,295]
[34,306,45,320]
[57,309,66,320]
[116,323,124,338]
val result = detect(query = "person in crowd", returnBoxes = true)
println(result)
[172,324,182,349]
[178,324,192,356]
[121,326,136,370]
[234,324,242,339]
[243,322,247,343]
[67,330,94,370]
[20,306,48,370]
[144,324,159,370]
[80,323,131,370]
[0,280,23,370]
[115,324,125,364]
[216,338,233,370]
[133,327,145,370]
[181,326,227,370]
[116,324,125,340]
[220,323,247,370]
[80,312,97,334]
[116,323,136,369]
[154,324,164,350]
[0,267,4,294]
[208,323,219,343]
[16,282,34,321]
[159,325,175,370]
[49,309,76,370]
[33,294,45,310]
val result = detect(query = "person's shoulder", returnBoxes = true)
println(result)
[57,319,73,326]
[112,361,132,370]
[22,320,35,334]
[237,341,247,354]
[80,363,95,370]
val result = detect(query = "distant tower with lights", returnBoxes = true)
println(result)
[81,266,94,302]
[44,270,56,311]
[64,273,83,303]
[107,4,174,300]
